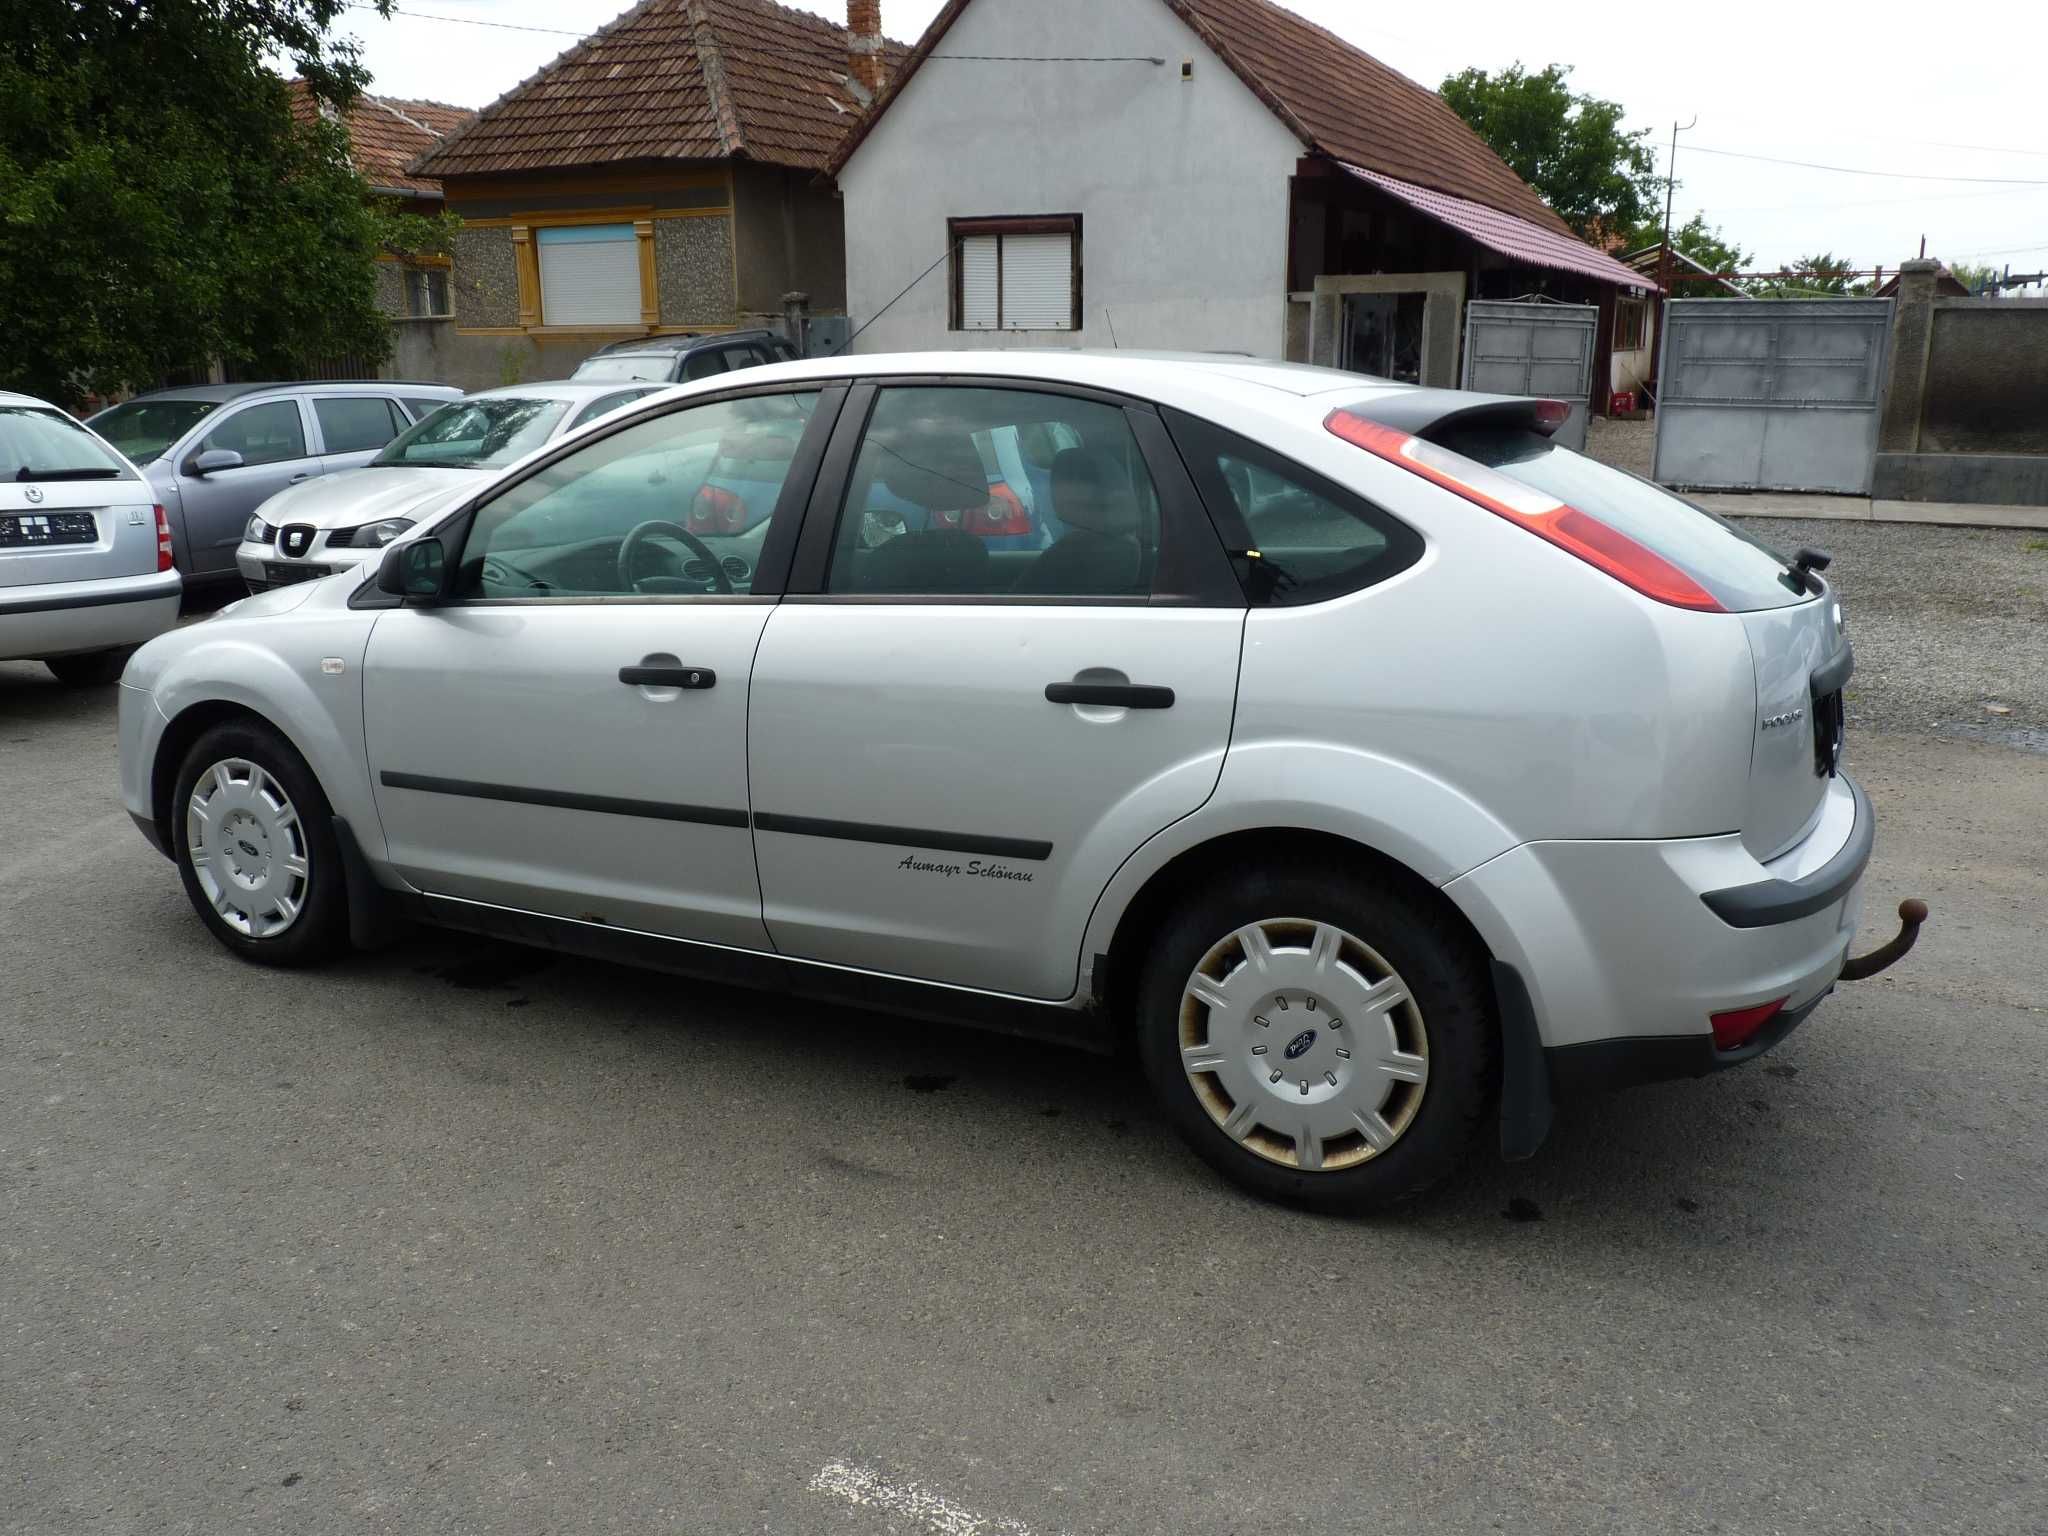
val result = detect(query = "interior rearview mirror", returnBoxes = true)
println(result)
[376,536,446,600]
[186,448,243,477]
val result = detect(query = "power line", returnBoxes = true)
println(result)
[1712,184,2048,216]
[343,3,589,36]
[1684,143,2048,186]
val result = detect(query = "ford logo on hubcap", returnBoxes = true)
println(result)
[1283,1027,1317,1060]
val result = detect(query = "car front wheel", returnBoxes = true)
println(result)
[171,720,348,967]
[1136,865,1496,1213]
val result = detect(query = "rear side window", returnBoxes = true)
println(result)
[403,396,451,422]
[1433,427,1803,612]
[682,349,728,382]
[315,397,405,454]
[1167,410,1421,606]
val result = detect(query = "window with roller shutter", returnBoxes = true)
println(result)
[536,225,642,327]
[948,216,1080,331]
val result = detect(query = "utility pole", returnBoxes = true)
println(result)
[1656,117,1696,301]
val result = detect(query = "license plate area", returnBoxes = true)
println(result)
[1813,689,1844,776]
[263,561,331,586]
[2,511,98,547]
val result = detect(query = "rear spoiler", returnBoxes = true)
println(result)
[1338,392,1571,444]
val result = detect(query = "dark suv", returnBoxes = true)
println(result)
[569,330,799,386]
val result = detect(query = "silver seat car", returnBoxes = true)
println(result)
[87,381,460,588]
[1,390,181,684]
[115,353,1911,1211]
[233,381,665,593]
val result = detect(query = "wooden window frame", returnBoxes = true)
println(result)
[947,214,1083,332]
[1614,296,1649,352]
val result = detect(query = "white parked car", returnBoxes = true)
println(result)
[1,390,181,684]
[232,381,665,593]
[115,352,1913,1211]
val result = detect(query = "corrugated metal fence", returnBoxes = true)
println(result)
[1652,298,1892,493]
[1460,300,1598,451]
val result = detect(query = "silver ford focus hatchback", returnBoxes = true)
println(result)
[117,353,1909,1211]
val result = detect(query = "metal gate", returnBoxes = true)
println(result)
[1460,300,1598,451]
[1652,298,1891,493]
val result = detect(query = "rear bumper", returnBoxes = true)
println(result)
[1543,986,1829,1099]
[0,569,182,660]
[1447,771,1870,1052]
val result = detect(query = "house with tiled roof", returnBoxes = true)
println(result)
[409,0,903,389]
[831,0,1655,416]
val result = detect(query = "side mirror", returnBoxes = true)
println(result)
[376,536,447,601]
[185,448,244,477]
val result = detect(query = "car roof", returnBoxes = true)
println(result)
[0,390,60,410]
[120,380,460,404]
[588,329,782,359]
[459,380,670,404]
[708,349,1410,401]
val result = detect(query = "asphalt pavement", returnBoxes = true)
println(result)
[3,658,2044,1535]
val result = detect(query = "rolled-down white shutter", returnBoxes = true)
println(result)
[959,235,998,329]
[537,225,640,326]
[1000,233,1073,330]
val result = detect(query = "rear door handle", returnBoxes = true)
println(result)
[620,664,715,689]
[1045,682,1174,709]
[287,473,312,484]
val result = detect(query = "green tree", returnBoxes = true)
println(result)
[1753,252,1872,299]
[1439,62,1660,238]
[1623,210,1752,287]
[0,1,403,407]
[1946,261,1998,295]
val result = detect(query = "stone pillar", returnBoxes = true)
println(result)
[1879,258,1940,453]
[781,290,811,354]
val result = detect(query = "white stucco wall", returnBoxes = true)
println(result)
[837,0,1304,356]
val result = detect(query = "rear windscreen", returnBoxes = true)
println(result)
[2,406,136,481]
[1432,426,1807,612]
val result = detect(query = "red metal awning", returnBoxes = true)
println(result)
[1341,164,1658,294]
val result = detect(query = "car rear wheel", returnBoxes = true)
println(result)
[171,721,347,967]
[45,648,132,686]
[1136,865,1496,1213]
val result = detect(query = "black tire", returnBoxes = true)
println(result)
[1135,862,1496,1214]
[170,719,349,967]
[45,647,132,686]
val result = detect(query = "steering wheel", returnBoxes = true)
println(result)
[617,519,732,595]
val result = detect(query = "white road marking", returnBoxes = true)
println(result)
[808,1460,1062,1536]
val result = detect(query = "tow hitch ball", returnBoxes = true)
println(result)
[1840,899,1929,982]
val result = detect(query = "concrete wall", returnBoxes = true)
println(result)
[731,162,847,320]
[1877,259,2048,503]
[836,0,1302,355]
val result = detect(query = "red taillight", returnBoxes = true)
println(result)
[1323,409,1724,613]
[1710,997,1787,1052]
[687,484,746,536]
[154,504,174,573]
[965,484,1032,537]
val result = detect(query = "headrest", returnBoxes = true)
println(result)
[866,431,989,512]
[1051,446,1131,535]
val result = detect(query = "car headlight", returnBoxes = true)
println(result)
[357,517,415,549]
[245,516,270,542]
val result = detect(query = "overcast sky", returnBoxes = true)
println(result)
[337,0,2048,281]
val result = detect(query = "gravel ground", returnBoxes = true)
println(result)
[1724,518,2048,753]
[1583,413,1656,477]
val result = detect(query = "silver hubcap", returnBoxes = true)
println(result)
[186,758,309,939]
[1179,917,1428,1171]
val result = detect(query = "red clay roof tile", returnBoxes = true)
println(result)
[288,80,471,198]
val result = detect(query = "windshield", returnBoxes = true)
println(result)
[1,406,136,482]
[1432,425,1806,612]
[372,397,575,470]
[85,399,219,463]
[572,355,673,383]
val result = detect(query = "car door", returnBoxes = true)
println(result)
[362,383,841,949]
[311,395,409,474]
[174,397,318,574]
[747,381,1247,1001]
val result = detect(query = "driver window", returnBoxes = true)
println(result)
[452,391,819,600]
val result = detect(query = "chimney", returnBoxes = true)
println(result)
[847,0,886,97]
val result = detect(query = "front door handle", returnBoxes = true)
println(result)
[620,664,715,689]
[1045,681,1174,709]
[287,473,312,484]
